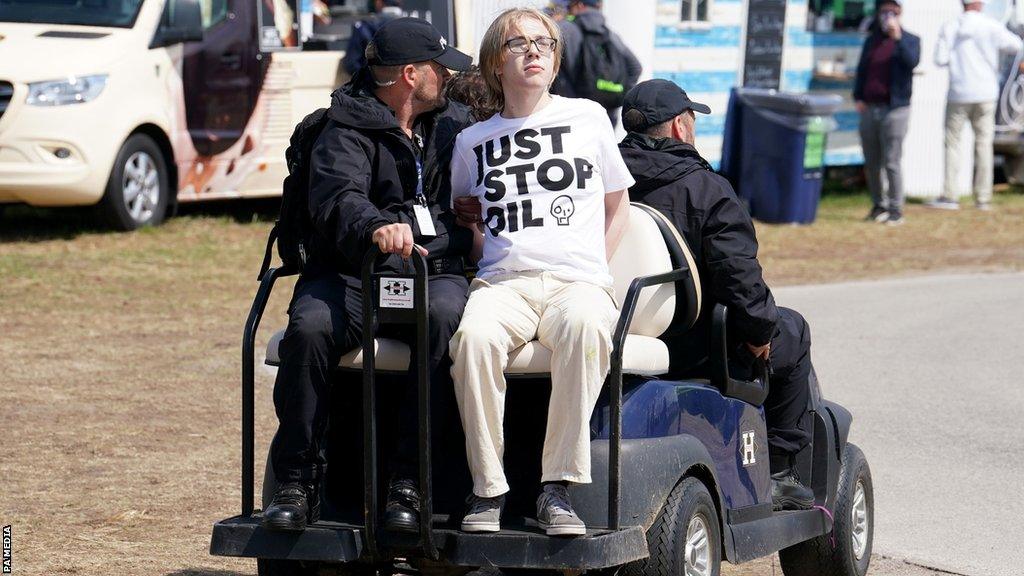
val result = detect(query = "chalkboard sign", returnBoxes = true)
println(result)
[743,0,787,89]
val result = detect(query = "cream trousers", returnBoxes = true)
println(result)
[945,100,997,203]
[449,272,618,498]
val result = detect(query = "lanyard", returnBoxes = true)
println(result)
[413,132,426,206]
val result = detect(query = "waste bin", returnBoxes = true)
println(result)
[724,89,843,224]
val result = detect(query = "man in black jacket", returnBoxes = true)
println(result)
[618,80,816,511]
[263,18,475,533]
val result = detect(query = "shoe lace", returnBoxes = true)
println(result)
[273,482,308,506]
[540,485,574,517]
[466,494,501,515]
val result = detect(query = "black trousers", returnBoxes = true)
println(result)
[761,307,814,468]
[670,306,814,469]
[270,272,469,483]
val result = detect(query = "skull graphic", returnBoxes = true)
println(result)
[550,195,575,226]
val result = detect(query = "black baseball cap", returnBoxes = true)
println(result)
[368,17,472,71]
[622,79,712,130]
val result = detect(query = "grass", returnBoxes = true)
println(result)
[0,189,1020,575]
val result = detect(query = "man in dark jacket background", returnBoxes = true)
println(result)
[618,79,816,511]
[853,0,920,224]
[341,0,405,77]
[553,0,642,125]
[263,17,474,533]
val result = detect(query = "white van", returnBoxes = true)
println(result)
[0,0,345,229]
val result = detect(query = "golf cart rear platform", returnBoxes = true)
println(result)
[211,516,647,569]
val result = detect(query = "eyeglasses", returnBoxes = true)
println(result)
[504,36,558,55]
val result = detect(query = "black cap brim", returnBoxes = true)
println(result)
[688,101,712,115]
[434,47,473,72]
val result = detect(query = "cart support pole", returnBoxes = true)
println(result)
[242,266,294,517]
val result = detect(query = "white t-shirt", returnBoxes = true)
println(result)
[450,96,634,287]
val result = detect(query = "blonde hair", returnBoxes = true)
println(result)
[478,8,562,112]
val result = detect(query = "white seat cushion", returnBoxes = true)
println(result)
[266,330,410,372]
[266,331,667,377]
[505,335,669,377]
[607,205,678,337]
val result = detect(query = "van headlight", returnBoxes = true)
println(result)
[26,75,108,106]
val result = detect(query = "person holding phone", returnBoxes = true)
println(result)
[853,0,920,225]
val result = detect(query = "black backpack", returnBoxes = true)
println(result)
[574,22,631,110]
[258,107,330,279]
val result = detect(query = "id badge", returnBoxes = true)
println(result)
[413,204,437,237]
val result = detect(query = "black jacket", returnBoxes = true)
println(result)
[853,27,921,109]
[305,69,474,276]
[619,133,778,373]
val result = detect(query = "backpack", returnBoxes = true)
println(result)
[573,22,631,110]
[257,107,330,279]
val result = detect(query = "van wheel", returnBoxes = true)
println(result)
[779,443,873,576]
[99,134,170,230]
[624,476,721,576]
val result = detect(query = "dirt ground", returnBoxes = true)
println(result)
[1,191,1020,576]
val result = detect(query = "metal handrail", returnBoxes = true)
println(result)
[607,267,694,530]
[360,246,433,558]
[242,265,297,517]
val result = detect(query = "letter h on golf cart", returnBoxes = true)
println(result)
[210,203,874,576]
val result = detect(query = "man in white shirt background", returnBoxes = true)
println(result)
[932,0,1024,210]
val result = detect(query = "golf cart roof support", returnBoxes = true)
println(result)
[242,264,297,517]
[360,246,435,559]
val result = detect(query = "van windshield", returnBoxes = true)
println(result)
[0,0,145,28]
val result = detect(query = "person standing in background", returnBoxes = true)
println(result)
[932,0,1023,211]
[853,0,920,225]
[552,0,641,126]
[342,0,405,77]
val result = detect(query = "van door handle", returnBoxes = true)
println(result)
[220,53,243,70]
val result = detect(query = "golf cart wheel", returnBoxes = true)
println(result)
[779,443,873,576]
[624,476,721,576]
[98,133,171,230]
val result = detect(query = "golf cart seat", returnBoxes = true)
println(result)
[264,203,700,377]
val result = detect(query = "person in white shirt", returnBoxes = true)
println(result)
[447,7,632,537]
[932,0,1023,210]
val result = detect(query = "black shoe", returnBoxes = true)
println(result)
[864,206,889,223]
[262,481,319,531]
[384,478,420,533]
[771,469,815,511]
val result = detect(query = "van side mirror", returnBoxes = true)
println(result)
[152,0,204,47]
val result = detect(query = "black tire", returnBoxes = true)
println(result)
[98,133,171,230]
[779,443,873,576]
[624,476,722,576]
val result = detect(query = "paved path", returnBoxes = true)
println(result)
[776,272,1024,576]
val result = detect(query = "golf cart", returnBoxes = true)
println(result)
[210,203,874,576]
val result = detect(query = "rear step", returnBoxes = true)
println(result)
[211,515,647,570]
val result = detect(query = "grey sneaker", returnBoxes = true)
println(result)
[924,197,960,210]
[976,202,994,211]
[461,494,504,533]
[536,484,585,536]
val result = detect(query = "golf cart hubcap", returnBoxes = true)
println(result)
[851,480,869,561]
[122,151,160,224]
[684,515,711,576]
